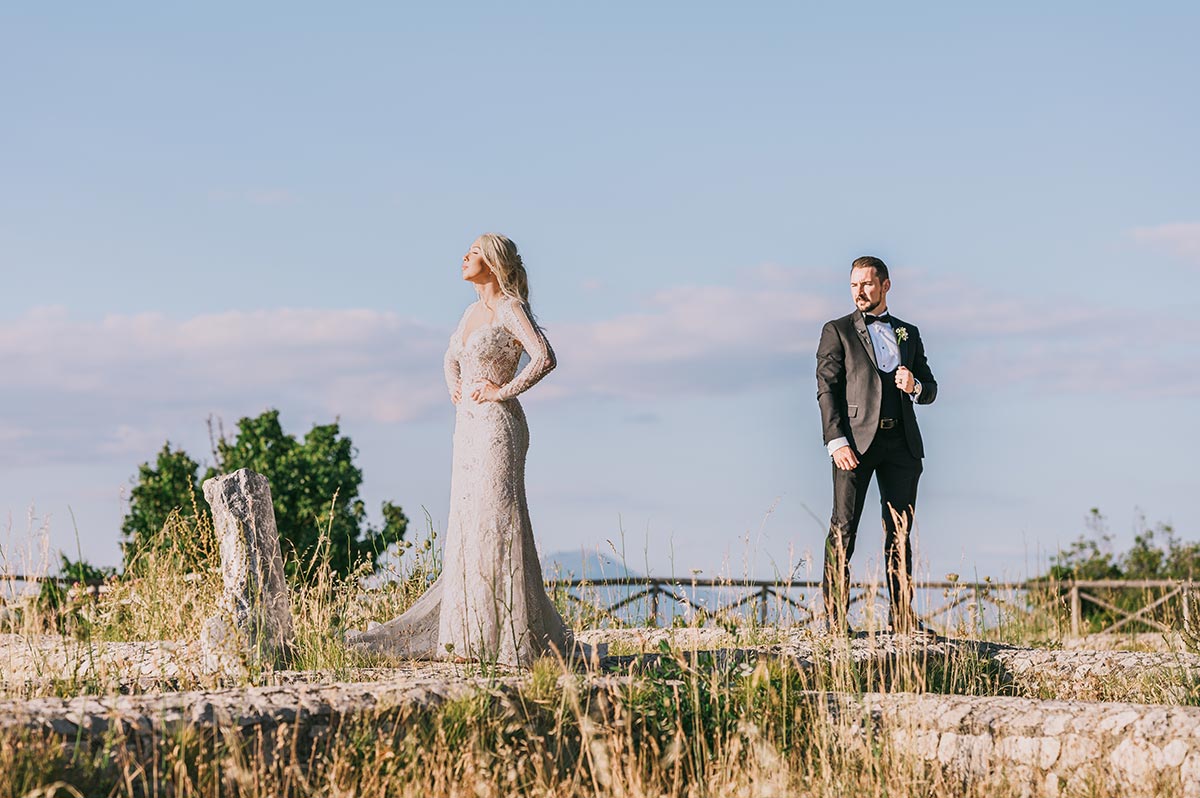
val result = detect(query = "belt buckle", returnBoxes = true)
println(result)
[880,418,897,430]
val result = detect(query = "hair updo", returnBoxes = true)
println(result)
[477,233,530,304]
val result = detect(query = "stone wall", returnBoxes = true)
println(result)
[834,692,1200,798]
[5,628,1200,795]
[4,661,1200,797]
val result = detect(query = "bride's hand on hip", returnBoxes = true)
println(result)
[470,380,502,403]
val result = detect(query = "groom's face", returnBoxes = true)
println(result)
[850,266,890,313]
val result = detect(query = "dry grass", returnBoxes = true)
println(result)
[0,656,1076,798]
[2,510,1199,796]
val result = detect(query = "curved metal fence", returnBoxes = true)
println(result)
[6,571,1194,637]
[546,577,1200,637]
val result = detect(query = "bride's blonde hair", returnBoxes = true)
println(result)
[477,233,530,304]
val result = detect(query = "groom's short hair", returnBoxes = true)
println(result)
[851,256,889,281]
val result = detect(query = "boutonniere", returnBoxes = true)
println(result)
[895,326,909,342]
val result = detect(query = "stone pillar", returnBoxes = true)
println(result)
[201,469,295,671]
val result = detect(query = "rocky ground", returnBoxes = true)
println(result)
[5,628,1200,796]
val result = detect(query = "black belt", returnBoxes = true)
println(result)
[879,418,900,430]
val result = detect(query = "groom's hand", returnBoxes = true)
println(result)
[895,366,916,394]
[832,446,859,471]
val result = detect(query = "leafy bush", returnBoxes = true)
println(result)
[1048,508,1200,583]
[120,409,408,578]
[34,555,117,636]
[1045,508,1198,632]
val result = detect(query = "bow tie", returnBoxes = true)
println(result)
[863,313,891,325]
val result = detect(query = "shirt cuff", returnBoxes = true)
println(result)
[909,379,922,401]
[826,437,850,456]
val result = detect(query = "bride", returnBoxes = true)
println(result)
[350,233,578,667]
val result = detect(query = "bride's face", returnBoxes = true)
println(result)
[461,240,491,283]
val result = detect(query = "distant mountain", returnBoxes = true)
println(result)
[541,548,643,581]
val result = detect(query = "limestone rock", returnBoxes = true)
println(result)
[202,468,295,670]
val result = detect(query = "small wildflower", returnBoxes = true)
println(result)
[895,326,909,342]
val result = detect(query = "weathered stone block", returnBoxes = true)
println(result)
[1180,750,1200,798]
[202,469,295,670]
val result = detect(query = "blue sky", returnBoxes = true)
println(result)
[2,3,1197,583]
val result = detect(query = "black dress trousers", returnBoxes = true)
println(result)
[822,421,923,623]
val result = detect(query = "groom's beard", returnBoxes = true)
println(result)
[856,297,881,312]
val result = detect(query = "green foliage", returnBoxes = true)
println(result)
[1046,508,1198,633]
[35,555,116,636]
[102,507,223,645]
[120,444,204,571]
[1049,508,1199,582]
[1124,521,1200,580]
[207,410,408,577]
[120,409,409,579]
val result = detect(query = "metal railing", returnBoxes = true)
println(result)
[1059,579,1195,637]
[0,573,107,599]
[547,577,1199,636]
[6,571,1194,637]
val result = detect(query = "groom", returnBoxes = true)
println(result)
[816,256,938,634]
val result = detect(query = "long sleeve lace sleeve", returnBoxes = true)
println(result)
[444,345,461,400]
[495,299,556,400]
[444,306,470,401]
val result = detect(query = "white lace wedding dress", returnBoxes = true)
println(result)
[349,297,574,667]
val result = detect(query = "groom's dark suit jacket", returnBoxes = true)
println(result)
[816,311,938,459]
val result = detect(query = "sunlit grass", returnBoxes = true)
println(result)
[3,507,1200,796]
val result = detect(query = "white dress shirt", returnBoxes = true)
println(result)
[826,309,922,456]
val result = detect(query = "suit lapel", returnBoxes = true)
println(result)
[852,313,878,369]
[892,317,910,367]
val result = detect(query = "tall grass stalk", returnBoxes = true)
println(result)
[0,641,1178,796]
[3,502,1200,794]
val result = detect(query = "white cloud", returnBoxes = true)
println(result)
[550,271,837,398]
[1131,222,1200,264]
[908,276,1191,397]
[550,268,1187,402]
[1,307,447,464]
[0,426,32,444]
[0,266,1188,466]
